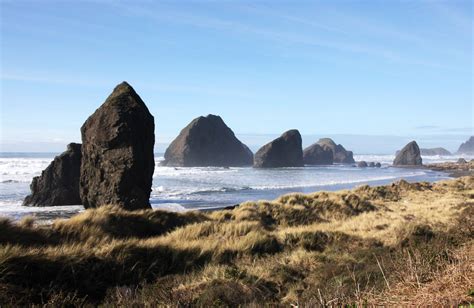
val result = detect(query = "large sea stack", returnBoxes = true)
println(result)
[163,115,253,167]
[393,141,422,166]
[303,143,334,165]
[80,82,155,210]
[316,138,355,164]
[23,143,82,206]
[254,130,303,168]
[457,136,474,154]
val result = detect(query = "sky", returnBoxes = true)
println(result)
[0,0,473,153]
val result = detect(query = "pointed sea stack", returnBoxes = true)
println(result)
[80,82,155,210]
[457,136,474,154]
[316,138,355,164]
[23,143,82,206]
[393,141,422,166]
[163,115,253,167]
[253,130,303,168]
[303,143,334,165]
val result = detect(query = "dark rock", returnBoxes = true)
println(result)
[393,141,422,166]
[23,143,82,206]
[375,162,382,168]
[357,161,368,168]
[420,147,452,156]
[254,130,303,168]
[303,143,333,165]
[316,138,355,164]
[457,158,467,164]
[80,82,155,210]
[368,162,375,167]
[457,136,474,154]
[163,115,253,167]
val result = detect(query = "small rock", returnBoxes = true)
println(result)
[23,143,82,206]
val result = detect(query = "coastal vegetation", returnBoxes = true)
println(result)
[1,176,472,306]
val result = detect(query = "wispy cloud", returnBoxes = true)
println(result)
[0,71,254,98]
[413,125,473,134]
[108,2,467,71]
[415,125,440,130]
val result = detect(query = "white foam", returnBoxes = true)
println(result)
[354,154,474,165]
[0,158,53,182]
[151,203,188,212]
[154,166,240,177]
[0,153,456,222]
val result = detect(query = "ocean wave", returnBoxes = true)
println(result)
[249,173,426,191]
[151,203,188,212]
[0,158,52,183]
[151,171,429,198]
[151,185,252,197]
[355,154,474,165]
[187,186,253,195]
[1,180,21,183]
[153,166,241,177]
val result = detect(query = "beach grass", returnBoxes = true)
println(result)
[0,176,472,306]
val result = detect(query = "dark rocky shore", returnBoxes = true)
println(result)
[425,160,474,178]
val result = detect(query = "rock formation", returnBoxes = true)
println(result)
[393,141,422,166]
[80,82,155,210]
[357,161,368,168]
[316,138,355,164]
[163,115,253,167]
[375,162,382,168]
[254,130,303,168]
[303,143,333,165]
[23,143,82,206]
[368,162,375,167]
[457,136,474,154]
[420,148,452,156]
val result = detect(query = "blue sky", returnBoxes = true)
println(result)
[1,0,472,153]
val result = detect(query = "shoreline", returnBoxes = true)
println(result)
[1,175,472,305]
[200,162,472,213]
[0,164,459,214]
[2,165,453,223]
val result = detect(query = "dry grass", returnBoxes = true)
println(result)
[0,176,473,306]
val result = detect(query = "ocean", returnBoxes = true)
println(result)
[0,152,470,223]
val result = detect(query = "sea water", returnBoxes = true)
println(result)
[0,152,470,223]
